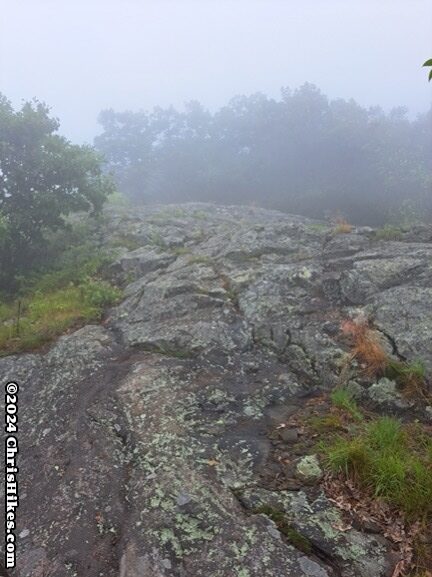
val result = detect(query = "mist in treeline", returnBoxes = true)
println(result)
[96,83,432,226]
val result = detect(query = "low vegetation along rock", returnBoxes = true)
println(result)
[2,203,432,577]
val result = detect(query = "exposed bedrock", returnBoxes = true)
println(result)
[2,203,431,576]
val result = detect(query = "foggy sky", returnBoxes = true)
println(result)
[1,0,431,144]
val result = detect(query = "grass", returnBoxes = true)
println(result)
[385,360,428,397]
[374,224,404,241]
[309,414,345,433]
[341,319,389,377]
[0,230,122,356]
[340,317,430,400]
[0,279,121,355]
[333,218,353,234]
[330,388,363,421]
[323,416,432,519]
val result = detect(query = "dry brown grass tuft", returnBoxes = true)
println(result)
[333,217,354,234]
[340,318,389,377]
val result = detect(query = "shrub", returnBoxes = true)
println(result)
[79,279,121,309]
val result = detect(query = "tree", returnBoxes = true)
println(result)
[0,94,114,291]
[95,85,431,226]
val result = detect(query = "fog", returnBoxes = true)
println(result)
[1,0,432,232]
[1,0,431,144]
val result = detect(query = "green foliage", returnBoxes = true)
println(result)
[79,279,121,308]
[0,94,115,291]
[0,221,121,355]
[367,416,404,450]
[423,59,432,81]
[386,359,426,381]
[324,437,370,479]
[106,190,130,207]
[374,224,404,241]
[323,417,432,518]
[309,414,344,432]
[385,359,427,394]
[0,277,121,355]
[330,388,363,421]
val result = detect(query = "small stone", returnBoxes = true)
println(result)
[296,455,323,483]
[19,529,30,539]
[367,378,413,409]
[298,556,329,577]
[244,361,260,373]
[176,491,192,506]
[279,428,299,443]
[344,380,364,400]
[267,522,281,540]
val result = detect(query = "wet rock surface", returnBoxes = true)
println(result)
[1,203,431,576]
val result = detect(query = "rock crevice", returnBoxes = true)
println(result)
[2,204,432,577]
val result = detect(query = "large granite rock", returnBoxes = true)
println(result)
[2,203,431,577]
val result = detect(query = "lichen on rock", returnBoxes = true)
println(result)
[4,203,431,576]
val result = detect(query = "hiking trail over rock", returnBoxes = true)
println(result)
[2,203,432,577]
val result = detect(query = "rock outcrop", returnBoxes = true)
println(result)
[2,203,431,577]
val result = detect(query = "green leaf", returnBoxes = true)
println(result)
[423,58,432,67]
[429,69,432,82]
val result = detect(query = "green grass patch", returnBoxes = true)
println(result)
[385,359,427,388]
[322,416,432,519]
[374,224,404,241]
[0,278,121,355]
[0,216,123,355]
[309,413,345,433]
[330,388,364,421]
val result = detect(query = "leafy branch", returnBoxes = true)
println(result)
[423,59,432,81]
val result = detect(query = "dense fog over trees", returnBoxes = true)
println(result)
[96,84,432,225]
